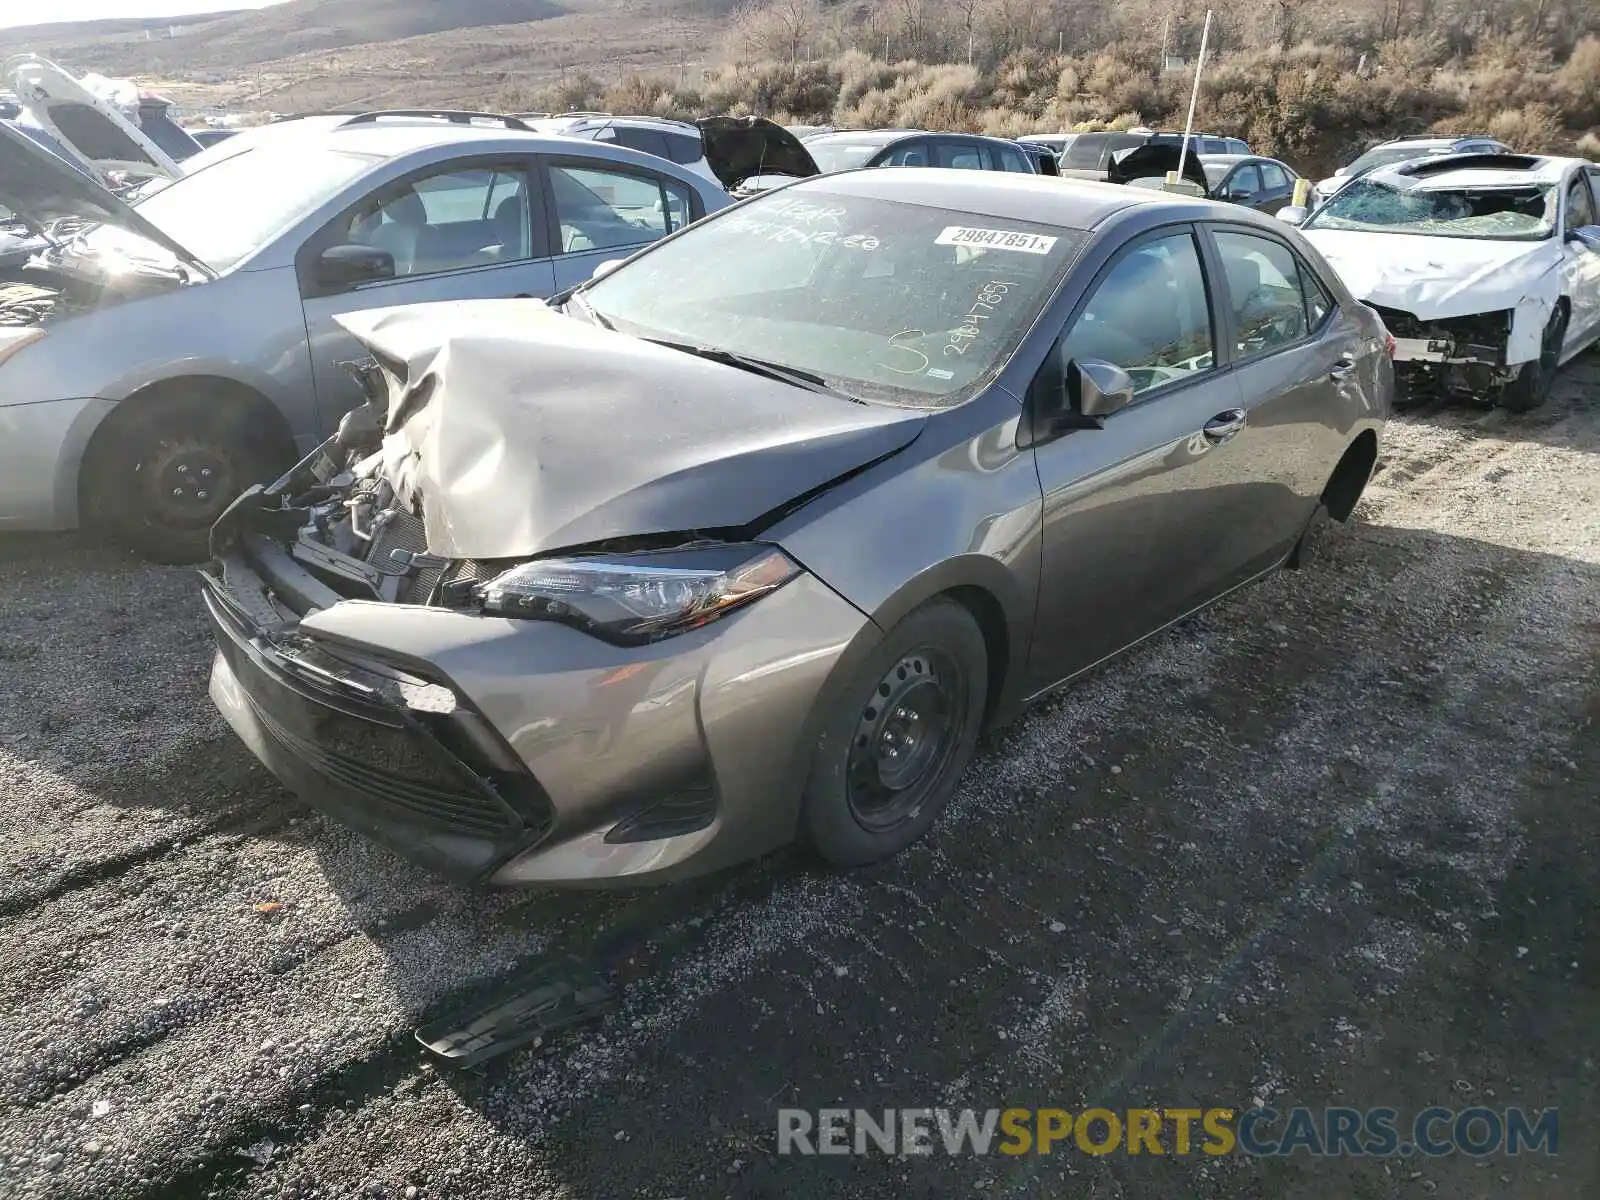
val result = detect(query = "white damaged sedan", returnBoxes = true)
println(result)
[1287,153,1600,410]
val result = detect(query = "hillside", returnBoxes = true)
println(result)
[0,0,712,114]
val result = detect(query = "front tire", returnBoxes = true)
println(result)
[802,599,987,867]
[1500,308,1567,413]
[85,391,275,564]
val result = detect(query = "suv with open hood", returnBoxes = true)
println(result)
[0,112,729,560]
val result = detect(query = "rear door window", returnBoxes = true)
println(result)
[935,140,987,171]
[1213,228,1328,357]
[609,127,672,162]
[548,161,695,253]
[994,144,1032,173]
[882,139,931,167]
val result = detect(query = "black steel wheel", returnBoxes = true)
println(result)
[803,598,987,866]
[84,388,279,563]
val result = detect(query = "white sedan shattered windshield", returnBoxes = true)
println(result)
[1307,178,1557,240]
[580,190,1085,407]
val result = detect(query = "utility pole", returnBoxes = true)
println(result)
[1160,15,1169,71]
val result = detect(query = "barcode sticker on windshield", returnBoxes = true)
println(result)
[936,226,1057,254]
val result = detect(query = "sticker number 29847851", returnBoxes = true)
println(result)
[935,226,1058,255]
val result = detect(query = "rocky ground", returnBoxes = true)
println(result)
[0,360,1595,1199]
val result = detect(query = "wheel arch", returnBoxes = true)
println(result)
[864,554,1032,730]
[1321,428,1379,523]
[77,374,297,527]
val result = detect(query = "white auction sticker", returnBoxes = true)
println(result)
[936,226,1057,254]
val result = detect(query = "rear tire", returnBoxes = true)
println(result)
[1500,308,1567,413]
[84,390,276,564]
[802,599,987,867]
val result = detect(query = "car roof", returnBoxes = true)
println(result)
[784,167,1224,228]
[807,129,1018,147]
[1198,154,1266,166]
[1366,153,1577,189]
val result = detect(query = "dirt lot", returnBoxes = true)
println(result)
[0,361,1596,1199]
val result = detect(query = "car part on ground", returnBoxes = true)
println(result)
[414,955,615,1068]
[0,110,730,560]
[200,168,1390,887]
[1297,153,1600,410]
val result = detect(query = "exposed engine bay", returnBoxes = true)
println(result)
[211,360,519,619]
[1368,304,1523,402]
[0,246,184,327]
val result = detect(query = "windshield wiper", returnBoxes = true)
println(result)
[644,338,862,402]
[566,289,614,331]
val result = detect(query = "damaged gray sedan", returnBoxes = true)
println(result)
[203,169,1391,887]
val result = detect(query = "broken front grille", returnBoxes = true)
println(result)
[1370,305,1511,363]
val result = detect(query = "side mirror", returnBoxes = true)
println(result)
[1568,225,1600,252]
[1069,358,1135,418]
[590,258,626,281]
[317,243,394,289]
[1276,205,1309,226]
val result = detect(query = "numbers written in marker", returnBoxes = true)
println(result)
[945,280,1018,357]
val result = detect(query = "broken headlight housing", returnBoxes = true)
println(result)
[475,544,800,644]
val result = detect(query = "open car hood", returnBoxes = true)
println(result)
[335,299,925,560]
[4,53,182,183]
[696,116,819,191]
[1299,228,1563,320]
[0,118,211,276]
[1106,143,1211,192]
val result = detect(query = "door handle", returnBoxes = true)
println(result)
[1202,409,1247,444]
[1330,357,1356,381]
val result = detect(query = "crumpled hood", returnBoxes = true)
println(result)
[1299,228,1563,320]
[0,118,210,276]
[334,300,926,560]
[697,116,819,191]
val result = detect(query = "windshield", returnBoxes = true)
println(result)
[93,144,376,271]
[1305,178,1557,240]
[580,189,1085,408]
[1342,145,1448,176]
[806,141,886,173]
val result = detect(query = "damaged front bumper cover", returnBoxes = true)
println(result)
[202,549,560,882]
[201,454,876,888]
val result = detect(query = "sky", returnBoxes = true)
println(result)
[0,0,288,30]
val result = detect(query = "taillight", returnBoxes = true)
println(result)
[1384,332,1397,359]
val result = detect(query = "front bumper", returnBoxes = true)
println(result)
[203,544,874,887]
[0,396,115,530]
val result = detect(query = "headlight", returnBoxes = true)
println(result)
[476,544,800,643]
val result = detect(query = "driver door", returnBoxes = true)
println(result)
[1027,226,1251,684]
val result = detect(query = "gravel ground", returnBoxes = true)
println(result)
[0,360,1596,1199]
